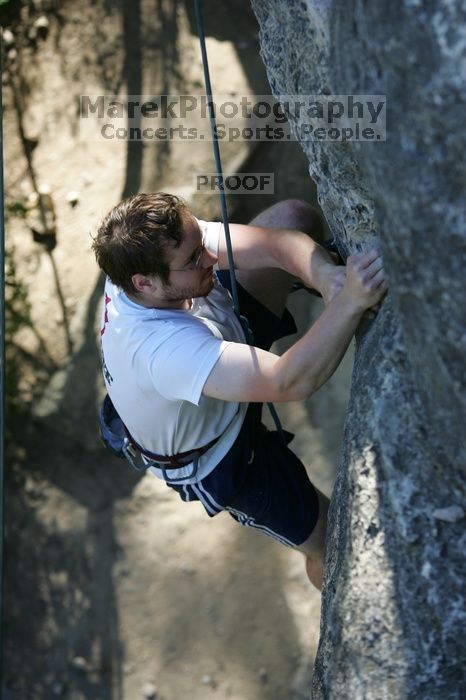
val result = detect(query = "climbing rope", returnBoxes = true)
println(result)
[0,27,6,685]
[193,0,284,440]
[193,0,239,316]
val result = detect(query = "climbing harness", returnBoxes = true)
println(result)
[99,394,220,481]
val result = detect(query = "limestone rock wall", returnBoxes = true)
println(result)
[250,1,466,698]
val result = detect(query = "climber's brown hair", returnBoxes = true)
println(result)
[92,192,188,295]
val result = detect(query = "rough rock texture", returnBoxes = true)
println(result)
[250,1,466,698]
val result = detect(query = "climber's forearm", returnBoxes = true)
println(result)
[274,292,362,400]
[264,226,336,290]
[218,224,336,293]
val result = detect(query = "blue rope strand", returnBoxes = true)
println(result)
[0,26,6,685]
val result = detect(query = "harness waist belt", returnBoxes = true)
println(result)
[124,427,221,469]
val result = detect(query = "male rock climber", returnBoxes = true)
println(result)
[92,193,387,589]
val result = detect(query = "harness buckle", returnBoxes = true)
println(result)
[99,394,205,480]
[159,454,200,483]
[99,394,150,473]
[121,438,149,474]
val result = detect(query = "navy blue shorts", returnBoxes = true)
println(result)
[168,270,320,548]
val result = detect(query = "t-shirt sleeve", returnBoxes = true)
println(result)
[143,321,230,405]
[196,218,223,270]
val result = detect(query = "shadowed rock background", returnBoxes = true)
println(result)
[250,1,466,698]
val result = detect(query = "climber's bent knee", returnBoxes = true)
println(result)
[249,198,326,244]
[235,199,327,316]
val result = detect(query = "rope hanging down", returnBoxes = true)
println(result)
[193,0,284,440]
[193,0,241,319]
[0,27,6,687]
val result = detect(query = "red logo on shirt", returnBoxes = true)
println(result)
[100,293,111,336]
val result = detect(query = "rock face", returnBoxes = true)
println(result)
[250,1,466,698]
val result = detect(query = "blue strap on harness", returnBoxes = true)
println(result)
[98,394,147,472]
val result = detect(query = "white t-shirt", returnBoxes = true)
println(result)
[99,219,248,484]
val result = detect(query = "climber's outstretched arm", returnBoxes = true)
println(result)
[217,222,344,305]
[203,250,387,403]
